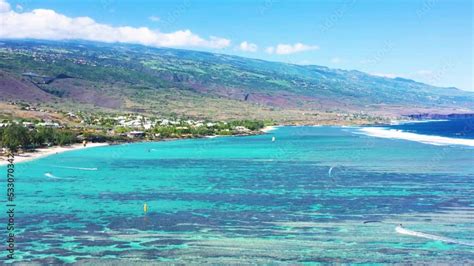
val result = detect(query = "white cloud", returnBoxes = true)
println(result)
[371,73,397,78]
[239,41,258,52]
[266,43,319,55]
[0,0,230,49]
[0,0,10,12]
[265,46,275,54]
[330,57,341,64]
[148,15,160,22]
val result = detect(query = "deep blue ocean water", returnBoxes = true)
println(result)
[1,123,473,263]
[388,118,474,139]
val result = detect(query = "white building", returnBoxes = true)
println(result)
[234,126,250,133]
[38,122,60,128]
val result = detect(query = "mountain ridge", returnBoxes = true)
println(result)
[0,39,472,122]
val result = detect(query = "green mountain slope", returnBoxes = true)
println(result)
[0,40,472,121]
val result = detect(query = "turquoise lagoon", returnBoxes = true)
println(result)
[1,126,474,263]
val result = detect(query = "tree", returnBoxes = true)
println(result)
[0,127,4,148]
[229,120,264,131]
[55,131,77,146]
[31,127,55,147]
[1,124,31,152]
[30,131,44,148]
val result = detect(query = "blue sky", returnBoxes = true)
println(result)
[1,0,472,90]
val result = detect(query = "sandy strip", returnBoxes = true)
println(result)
[261,125,280,133]
[0,143,109,166]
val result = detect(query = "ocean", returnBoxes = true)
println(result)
[1,119,473,263]
[389,118,474,139]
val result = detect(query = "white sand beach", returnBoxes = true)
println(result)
[261,125,279,133]
[0,143,108,166]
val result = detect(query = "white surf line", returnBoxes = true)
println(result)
[45,172,60,179]
[393,119,449,125]
[358,127,474,147]
[44,172,75,180]
[395,226,474,247]
[48,165,98,171]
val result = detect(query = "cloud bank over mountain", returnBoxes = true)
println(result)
[0,0,230,49]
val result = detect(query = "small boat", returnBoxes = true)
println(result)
[272,136,276,142]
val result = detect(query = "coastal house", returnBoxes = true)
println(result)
[143,122,154,130]
[194,122,204,127]
[127,131,145,139]
[22,122,35,129]
[123,119,142,128]
[37,121,60,128]
[66,112,77,118]
[234,126,250,133]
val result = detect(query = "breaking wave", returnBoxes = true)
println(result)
[396,226,474,247]
[45,172,74,180]
[358,127,474,147]
[45,172,60,179]
[49,165,98,171]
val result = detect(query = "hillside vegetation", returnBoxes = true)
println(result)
[0,40,472,123]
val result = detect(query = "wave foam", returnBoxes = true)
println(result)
[396,226,474,246]
[358,127,474,147]
[45,172,60,179]
[393,119,449,125]
[45,172,74,180]
[49,165,98,171]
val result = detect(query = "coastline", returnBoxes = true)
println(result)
[0,142,109,166]
[0,123,382,166]
[0,127,276,166]
[261,125,279,133]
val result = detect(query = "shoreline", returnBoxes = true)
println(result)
[261,125,280,133]
[0,127,274,166]
[0,122,389,166]
[0,126,277,166]
[0,143,109,166]
[0,118,462,166]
